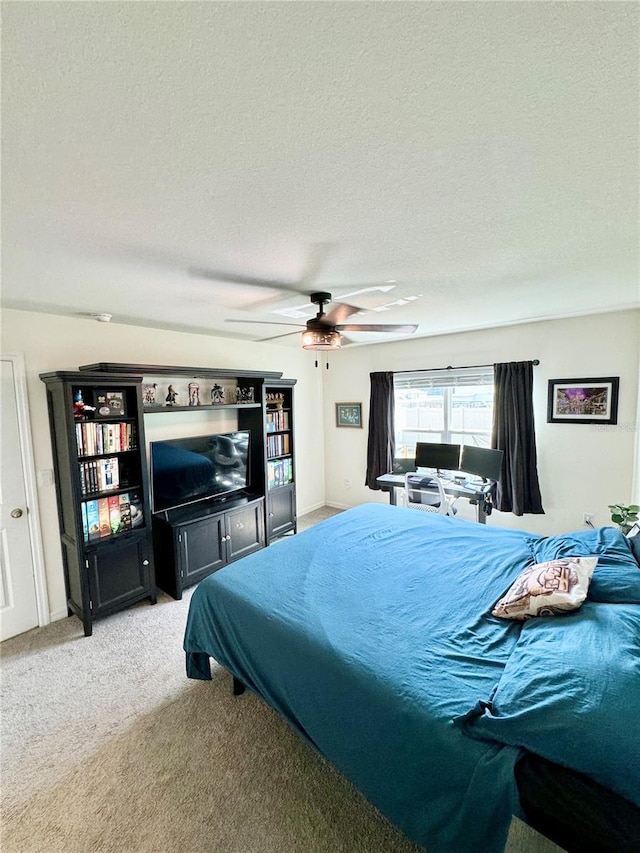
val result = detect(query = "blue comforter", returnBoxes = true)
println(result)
[184,503,640,852]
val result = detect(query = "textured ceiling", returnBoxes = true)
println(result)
[2,2,639,347]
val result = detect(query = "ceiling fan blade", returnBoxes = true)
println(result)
[189,267,305,295]
[338,334,357,346]
[336,323,419,334]
[257,330,303,343]
[321,302,361,325]
[225,319,304,328]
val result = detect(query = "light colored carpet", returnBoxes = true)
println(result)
[1,507,562,853]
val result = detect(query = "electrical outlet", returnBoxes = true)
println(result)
[582,513,594,528]
[344,479,351,489]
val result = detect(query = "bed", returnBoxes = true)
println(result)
[183,503,640,852]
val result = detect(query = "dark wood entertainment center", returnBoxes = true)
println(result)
[41,362,297,633]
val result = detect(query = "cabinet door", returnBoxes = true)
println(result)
[87,537,152,615]
[267,484,296,540]
[178,515,226,586]
[225,502,265,563]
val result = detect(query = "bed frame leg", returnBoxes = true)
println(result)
[232,676,246,696]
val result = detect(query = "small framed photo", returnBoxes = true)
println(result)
[94,389,127,419]
[336,402,362,428]
[547,377,619,424]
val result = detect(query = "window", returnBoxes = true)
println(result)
[394,367,494,459]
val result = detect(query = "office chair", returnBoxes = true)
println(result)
[404,473,456,516]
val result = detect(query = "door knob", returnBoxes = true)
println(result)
[11,508,24,519]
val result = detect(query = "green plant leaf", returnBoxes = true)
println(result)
[611,513,624,523]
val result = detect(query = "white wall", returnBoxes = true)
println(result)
[322,309,640,536]
[1,309,326,620]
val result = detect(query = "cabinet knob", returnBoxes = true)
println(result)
[10,507,24,519]
[142,559,149,566]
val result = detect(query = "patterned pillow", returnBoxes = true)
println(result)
[492,556,598,620]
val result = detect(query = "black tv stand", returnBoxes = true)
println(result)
[152,493,265,599]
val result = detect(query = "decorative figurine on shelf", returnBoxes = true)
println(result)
[188,382,200,407]
[237,386,255,403]
[266,392,284,409]
[73,389,96,421]
[211,383,225,404]
[143,383,158,406]
[165,385,179,406]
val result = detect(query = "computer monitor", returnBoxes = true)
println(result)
[392,457,416,474]
[459,445,504,482]
[414,442,461,473]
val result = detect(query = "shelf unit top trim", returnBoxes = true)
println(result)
[40,370,143,384]
[79,363,283,380]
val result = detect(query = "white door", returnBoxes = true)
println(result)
[0,358,41,640]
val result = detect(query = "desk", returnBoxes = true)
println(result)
[376,473,493,524]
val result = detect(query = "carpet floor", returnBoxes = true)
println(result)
[1,507,561,853]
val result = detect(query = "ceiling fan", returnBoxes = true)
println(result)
[227,291,418,350]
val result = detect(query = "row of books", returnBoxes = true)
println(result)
[76,421,136,457]
[79,457,122,495]
[81,491,143,541]
[266,433,291,458]
[267,457,293,490]
[266,409,290,432]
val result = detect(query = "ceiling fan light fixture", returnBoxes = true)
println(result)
[301,328,341,350]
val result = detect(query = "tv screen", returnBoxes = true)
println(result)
[415,442,461,472]
[151,431,250,513]
[459,445,504,482]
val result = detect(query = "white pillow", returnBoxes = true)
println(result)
[492,556,598,621]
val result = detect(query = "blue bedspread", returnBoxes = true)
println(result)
[183,503,640,852]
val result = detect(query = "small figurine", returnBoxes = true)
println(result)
[188,382,200,407]
[73,389,96,420]
[143,383,158,406]
[165,385,179,406]
[211,383,225,404]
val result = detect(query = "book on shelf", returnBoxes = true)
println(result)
[78,457,120,495]
[75,422,136,457]
[267,457,293,489]
[85,500,100,542]
[129,491,144,529]
[81,491,142,541]
[119,493,132,530]
[98,498,111,538]
[81,502,89,542]
[108,494,122,535]
[266,433,291,458]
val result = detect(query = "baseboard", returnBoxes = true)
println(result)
[297,500,329,517]
[325,500,352,511]
[49,608,69,624]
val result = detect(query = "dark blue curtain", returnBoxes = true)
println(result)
[365,372,395,489]
[492,361,544,515]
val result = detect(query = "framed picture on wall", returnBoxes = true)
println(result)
[547,377,619,424]
[336,402,362,428]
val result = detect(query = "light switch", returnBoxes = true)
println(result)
[37,469,54,487]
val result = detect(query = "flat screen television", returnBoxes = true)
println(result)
[150,431,250,513]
